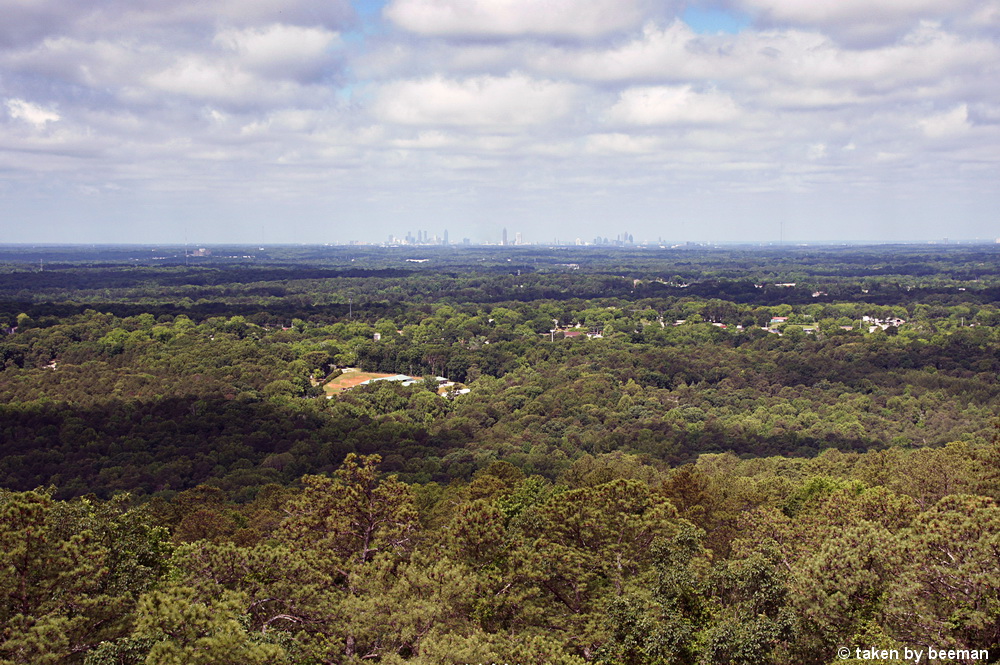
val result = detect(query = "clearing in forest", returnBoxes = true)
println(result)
[322,370,398,395]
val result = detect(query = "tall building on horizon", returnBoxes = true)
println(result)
[502,227,508,246]
[443,229,449,245]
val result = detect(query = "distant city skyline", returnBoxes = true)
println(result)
[289,229,1000,248]
[2,0,998,244]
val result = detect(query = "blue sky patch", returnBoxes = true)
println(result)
[353,0,387,20]
[682,7,750,34]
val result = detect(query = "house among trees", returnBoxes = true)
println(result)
[862,315,906,332]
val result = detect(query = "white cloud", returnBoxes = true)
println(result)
[759,87,863,108]
[0,0,997,243]
[144,57,265,104]
[388,131,519,152]
[738,0,966,25]
[373,74,578,128]
[775,25,996,91]
[526,21,700,81]
[0,0,353,48]
[807,143,827,159]
[918,104,971,138]
[607,86,741,125]
[521,19,998,101]
[1,26,343,110]
[0,37,158,89]
[585,132,661,154]
[384,0,656,38]
[733,0,983,45]
[959,2,1000,35]
[6,98,60,126]
[213,24,341,78]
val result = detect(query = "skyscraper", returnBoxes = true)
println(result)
[502,228,508,246]
[443,229,449,245]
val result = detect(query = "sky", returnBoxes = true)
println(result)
[1,0,999,245]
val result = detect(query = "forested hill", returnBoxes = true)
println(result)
[3,447,999,664]
[1,244,999,664]
[1,244,999,498]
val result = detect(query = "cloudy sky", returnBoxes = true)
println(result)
[2,0,999,244]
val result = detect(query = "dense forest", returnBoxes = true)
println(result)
[1,244,998,664]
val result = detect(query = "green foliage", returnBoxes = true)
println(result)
[83,637,157,665]
[597,523,713,665]
[0,490,169,665]
[885,494,1000,650]
[0,444,997,663]
[133,585,288,664]
[702,548,796,665]
[2,246,1000,663]
[278,454,418,566]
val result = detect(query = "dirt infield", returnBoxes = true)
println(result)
[322,371,397,395]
